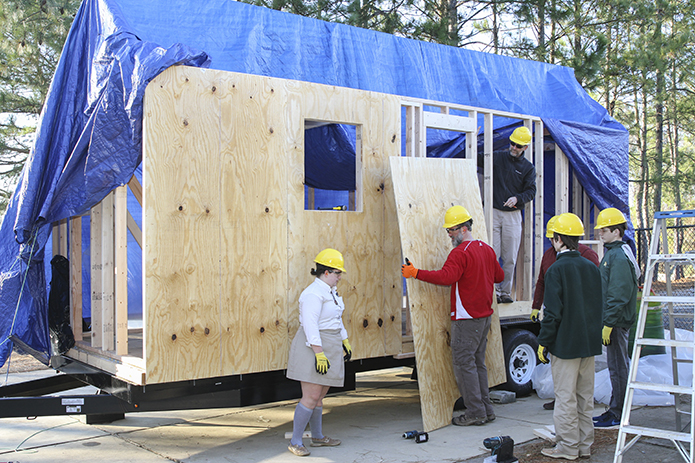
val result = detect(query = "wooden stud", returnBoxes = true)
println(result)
[533,120,544,287]
[90,203,103,348]
[483,113,494,244]
[555,144,568,213]
[69,217,83,342]
[102,191,115,352]
[465,110,477,161]
[516,120,534,301]
[115,185,128,356]
[583,190,592,239]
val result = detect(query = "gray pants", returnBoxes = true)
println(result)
[607,326,630,418]
[492,209,522,298]
[450,317,493,419]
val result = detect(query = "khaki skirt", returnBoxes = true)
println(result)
[287,328,345,387]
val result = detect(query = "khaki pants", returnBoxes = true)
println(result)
[551,355,595,457]
[492,208,522,298]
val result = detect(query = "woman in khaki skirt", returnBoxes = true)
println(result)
[286,248,352,457]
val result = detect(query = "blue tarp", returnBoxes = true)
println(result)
[0,0,629,367]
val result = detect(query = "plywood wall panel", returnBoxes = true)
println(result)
[143,67,222,383]
[144,67,403,383]
[390,156,505,432]
[218,73,289,375]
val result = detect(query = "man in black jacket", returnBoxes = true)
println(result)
[489,126,536,303]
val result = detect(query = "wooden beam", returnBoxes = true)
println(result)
[126,211,142,248]
[128,174,143,207]
[423,111,476,133]
[583,189,592,239]
[483,113,493,244]
[517,119,534,301]
[533,120,544,286]
[90,203,103,348]
[555,144,568,213]
[115,185,129,356]
[52,219,68,257]
[465,111,478,160]
[69,217,83,342]
[102,191,115,352]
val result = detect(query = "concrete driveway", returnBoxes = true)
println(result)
[0,367,556,462]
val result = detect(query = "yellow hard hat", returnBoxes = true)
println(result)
[443,205,472,229]
[314,248,347,273]
[595,207,627,229]
[509,127,532,146]
[545,216,558,238]
[553,213,585,236]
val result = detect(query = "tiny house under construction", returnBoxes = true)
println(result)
[0,0,630,433]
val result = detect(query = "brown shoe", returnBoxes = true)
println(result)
[452,414,486,426]
[288,444,311,456]
[544,400,555,410]
[310,436,341,447]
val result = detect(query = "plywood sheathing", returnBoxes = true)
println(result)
[143,67,402,384]
[390,156,505,432]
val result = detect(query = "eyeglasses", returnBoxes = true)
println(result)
[446,225,463,234]
[329,269,342,275]
[510,142,526,149]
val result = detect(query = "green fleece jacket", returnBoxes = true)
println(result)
[600,240,638,329]
[538,250,603,359]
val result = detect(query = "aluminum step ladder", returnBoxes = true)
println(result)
[614,210,695,463]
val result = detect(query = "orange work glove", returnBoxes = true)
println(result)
[401,258,419,279]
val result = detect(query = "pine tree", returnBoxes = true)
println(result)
[0,0,80,215]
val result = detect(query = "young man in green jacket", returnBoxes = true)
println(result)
[537,213,603,460]
[593,208,639,429]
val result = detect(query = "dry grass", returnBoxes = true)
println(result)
[512,430,618,462]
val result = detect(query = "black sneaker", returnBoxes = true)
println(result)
[592,410,611,422]
[499,295,514,304]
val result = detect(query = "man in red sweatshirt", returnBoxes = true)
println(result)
[532,215,600,410]
[402,205,504,426]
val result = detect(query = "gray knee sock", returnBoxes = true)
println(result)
[309,406,323,440]
[291,402,313,446]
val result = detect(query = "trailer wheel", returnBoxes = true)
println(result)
[501,329,538,397]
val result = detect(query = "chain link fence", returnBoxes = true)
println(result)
[634,223,695,330]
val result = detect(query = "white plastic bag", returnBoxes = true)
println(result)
[531,363,554,399]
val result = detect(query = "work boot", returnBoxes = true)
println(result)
[452,414,486,426]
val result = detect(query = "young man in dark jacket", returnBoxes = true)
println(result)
[531,215,600,411]
[593,208,639,429]
[537,213,603,460]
